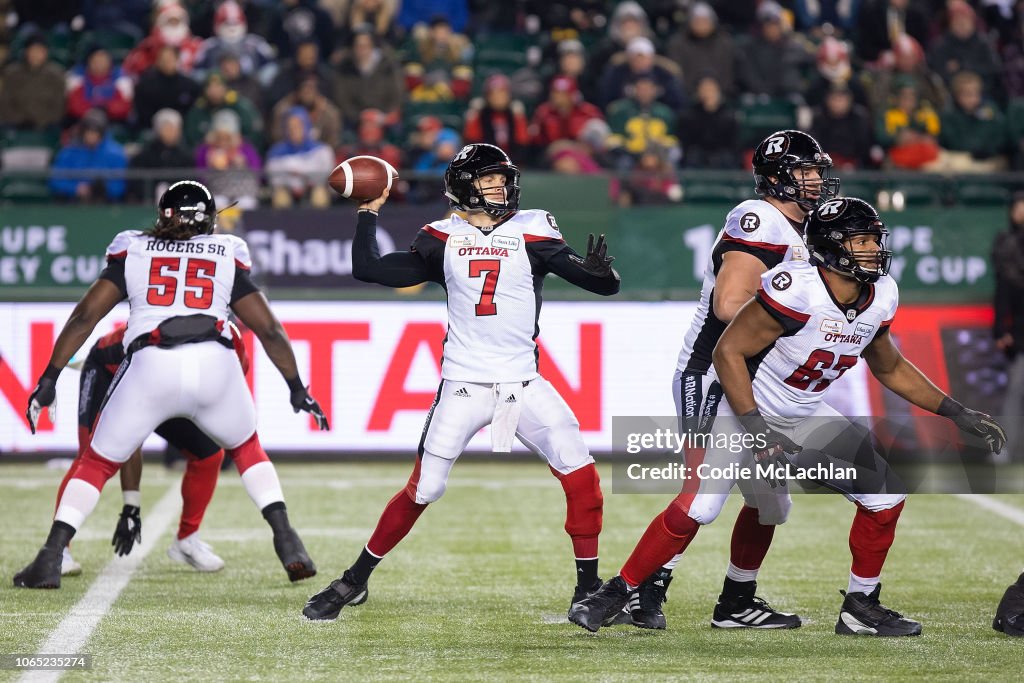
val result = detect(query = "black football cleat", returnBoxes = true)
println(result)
[712,580,801,629]
[568,576,631,633]
[629,568,672,629]
[303,571,369,621]
[570,577,602,612]
[13,548,62,589]
[835,585,921,636]
[273,527,317,582]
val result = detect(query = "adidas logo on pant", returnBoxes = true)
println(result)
[453,388,471,398]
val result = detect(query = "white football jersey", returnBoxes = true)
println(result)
[751,260,898,418]
[677,199,809,374]
[103,230,254,350]
[412,209,565,383]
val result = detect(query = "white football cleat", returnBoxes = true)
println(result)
[61,548,82,577]
[167,532,225,572]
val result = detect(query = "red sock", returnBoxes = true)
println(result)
[366,459,428,557]
[729,504,776,571]
[178,450,224,539]
[850,501,904,579]
[550,464,603,559]
[620,503,699,587]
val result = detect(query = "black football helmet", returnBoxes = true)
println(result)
[443,143,521,217]
[804,197,892,284]
[158,180,217,235]
[753,130,839,211]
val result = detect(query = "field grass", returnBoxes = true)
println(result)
[1,462,1022,682]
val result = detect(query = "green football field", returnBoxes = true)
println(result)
[1,462,1022,682]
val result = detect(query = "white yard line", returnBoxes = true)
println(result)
[956,493,1024,527]
[18,485,180,683]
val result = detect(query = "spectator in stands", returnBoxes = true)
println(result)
[606,74,681,170]
[50,108,127,202]
[614,143,683,206]
[271,75,342,149]
[865,33,948,115]
[875,77,941,170]
[122,2,203,78]
[810,82,878,170]
[133,45,200,134]
[791,0,858,39]
[267,38,335,111]
[998,2,1024,100]
[195,109,261,210]
[736,1,811,100]
[599,36,684,110]
[410,116,461,172]
[185,72,262,148]
[405,16,473,101]
[398,0,468,34]
[551,39,600,109]
[0,32,65,130]
[462,74,530,164]
[678,76,739,169]
[268,0,335,62]
[928,0,1002,97]
[855,0,930,63]
[81,0,149,37]
[218,51,266,116]
[336,0,400,54]
[666,2,736,97]
[334,27,403,128]
[939,70,1009,172]
[529,76,605,152]
[806,37,870,110]
[66,46,133,124]
[193,1,275,81]
[266,107,334,208]
[129,108,194,200]
[589,2,652,81]
[336,108,403,171]
[993,192,1024,461]
[713,0,760,34]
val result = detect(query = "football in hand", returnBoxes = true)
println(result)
[328,156,399,202]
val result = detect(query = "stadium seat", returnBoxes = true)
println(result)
[473,33,534,71]
[74,28,141,64]
[956,182,1011,206]
[683,181,743,204]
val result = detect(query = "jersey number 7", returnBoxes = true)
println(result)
[469,259,501,316]
[147,257,217,309]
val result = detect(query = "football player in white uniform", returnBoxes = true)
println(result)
[303,143,620,621]
[15,181,327,588]
[615,130,840,630]
[570,198,1006,635]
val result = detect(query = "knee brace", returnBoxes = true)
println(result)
[413,452,455,505]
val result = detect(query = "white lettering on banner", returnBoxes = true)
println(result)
[0,302,876,453]
[0,225,67,254]
[246,229,397,276]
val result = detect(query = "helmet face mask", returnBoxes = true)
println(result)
[754,130,840,211]
[157,180,217,236]
[444,144,521,218]
[805,197,893,284]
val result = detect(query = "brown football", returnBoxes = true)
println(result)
[328,155,399,201]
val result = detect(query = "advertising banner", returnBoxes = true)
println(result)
[0,301,999,456]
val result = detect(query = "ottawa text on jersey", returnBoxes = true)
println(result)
[625,462,858,482]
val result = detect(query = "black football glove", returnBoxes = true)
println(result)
[26,364,61,434]
[578,233,615,278]
[112,505,142,556]
[739,409,803,489]
[938,397,1007,454]
[287,377,330,430]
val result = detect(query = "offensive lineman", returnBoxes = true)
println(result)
[15,181,327,588]
[617,130,840,630]
[570,198,1006,634]
[302,143,619,621]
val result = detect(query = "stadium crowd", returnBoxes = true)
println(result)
[0,0,1021,206]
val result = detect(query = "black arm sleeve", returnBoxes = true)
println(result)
[351,211,441,287]
[230,266,260,303]
[755,291,807,336]
[98,257,128,299]
[528,240,621,296]
[712,239,786,275]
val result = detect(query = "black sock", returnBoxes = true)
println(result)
[346,547,382,585]
[44,521,76,553]
[261,502,290,534]
[653,566,673,580]
[721,576,755,602]
[576,558,599,588]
